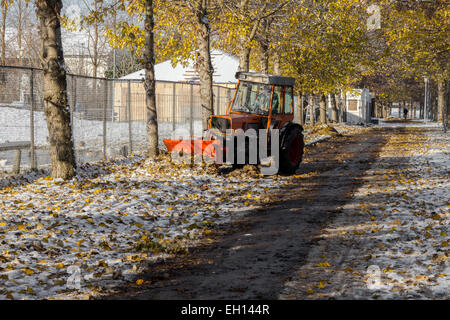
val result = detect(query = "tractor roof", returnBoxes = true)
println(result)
[235,72,295,87]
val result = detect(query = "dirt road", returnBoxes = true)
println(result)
[102,126,389,299]
[104,125,448,300]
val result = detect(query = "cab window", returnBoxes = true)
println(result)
[284,87,293,114]
[231,82,272,115]
[271,86,284,115]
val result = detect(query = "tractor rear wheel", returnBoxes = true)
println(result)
[279,125,304,174]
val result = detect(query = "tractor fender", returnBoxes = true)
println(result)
[279,122,303,149]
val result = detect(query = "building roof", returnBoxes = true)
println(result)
[120,49,251,83]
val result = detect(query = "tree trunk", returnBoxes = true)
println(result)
[336,91,344,122]
[92,0,100,77]
[36,0,76,180]
[195,0,214,129]
[376,98,381,118]
[297,94,304,125]
[144,0,158,157]
[259,42,269,74]
[18,0,23,65]
[446,80,450,128]
[319,93,327,124]
[1,3,7,65]
[258,19,270,74]
[331,94,338,123]
[437,78,445,124]
[309,95,315,125]
[93,23,98,78]
[238,45,250,72]
[273,51,281,75]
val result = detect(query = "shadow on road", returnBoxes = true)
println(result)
[100,127,402,300]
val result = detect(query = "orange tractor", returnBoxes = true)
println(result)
[164,72,304,174]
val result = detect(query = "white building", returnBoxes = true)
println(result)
[114,49,245,122]
[120,49,246,84]
[345,89,372,124]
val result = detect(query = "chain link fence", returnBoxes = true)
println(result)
[0,65,235,175]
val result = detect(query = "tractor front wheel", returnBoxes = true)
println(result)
[279,126,304,174]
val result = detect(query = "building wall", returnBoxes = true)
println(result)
[345,89,371,124]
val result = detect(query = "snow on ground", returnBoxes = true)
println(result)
[0,106,196,147]
[280,126,449,299]
[0,106,202,172]
[0,154,293,300]
[0,120,371,300]
[379,118,441,128]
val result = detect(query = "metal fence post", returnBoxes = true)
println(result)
[13,149,22,175]
[172,82,176,131]
[190,83,194,137]
[70,75,74,126]
[217,86,220,115]
[299,95,305,125]
[72,75,77,143]
[29,68,36,170]
[103,80,108,159]
[128,80,132,155]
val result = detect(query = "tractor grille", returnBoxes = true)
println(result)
[211,117,231,133]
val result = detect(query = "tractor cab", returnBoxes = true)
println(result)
[209,72,296,134]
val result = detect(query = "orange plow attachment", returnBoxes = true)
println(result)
[163,139,224,161]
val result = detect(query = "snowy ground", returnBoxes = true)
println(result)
[0,106,195,148]
[0,106,202,172]
[0,122,370,300]
[2,121,445,300]
[0,155,292,300]
[379,119,442,128]
[280,126,449,299]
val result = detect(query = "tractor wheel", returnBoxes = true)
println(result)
[279,125,304,174]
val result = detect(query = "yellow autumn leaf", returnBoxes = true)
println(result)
[316,282,325,289]
[22,268,35,275]
[317,262,331,268]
